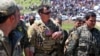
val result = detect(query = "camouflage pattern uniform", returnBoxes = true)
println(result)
[64,24,100,56]
[68,27,77,35]
[27,19,64,56]
[0,30,12,56]
[0,0,21,56]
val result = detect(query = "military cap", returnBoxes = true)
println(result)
[0,0,19,16]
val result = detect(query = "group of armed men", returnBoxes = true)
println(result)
[0,0,100,56]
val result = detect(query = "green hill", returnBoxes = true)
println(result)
[15,0,41,14]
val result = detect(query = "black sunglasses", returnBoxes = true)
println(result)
[41,11,51,15]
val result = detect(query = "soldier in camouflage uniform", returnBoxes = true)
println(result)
[27,5,64,56]
[0,0,20,56]
[64,12,100,56]
[55,17,68,53]
[68,17,84,35]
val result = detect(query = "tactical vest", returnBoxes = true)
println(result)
[31,19,61,54]
[76,25,100,56]
[65,25,100,56]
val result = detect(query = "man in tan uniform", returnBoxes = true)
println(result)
[27,5,64,56]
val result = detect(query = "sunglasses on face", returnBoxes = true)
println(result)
[41,11,51,15]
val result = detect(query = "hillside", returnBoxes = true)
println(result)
[15,0,41,7]
[15,0,41,13]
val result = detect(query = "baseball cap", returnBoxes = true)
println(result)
[0,0,19,16]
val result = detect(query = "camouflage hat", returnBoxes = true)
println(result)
[0,0,19,16]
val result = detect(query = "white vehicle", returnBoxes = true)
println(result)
[61,15,68,20]
[72,15,84,20]
[72,13,84,20]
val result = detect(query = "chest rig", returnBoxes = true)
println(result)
[34,20,59,53]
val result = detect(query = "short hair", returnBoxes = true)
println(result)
[84,12,96,20]
[38,5,50,13]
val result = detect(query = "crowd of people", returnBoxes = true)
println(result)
[50,0,100,19]
[0,0,100,56]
